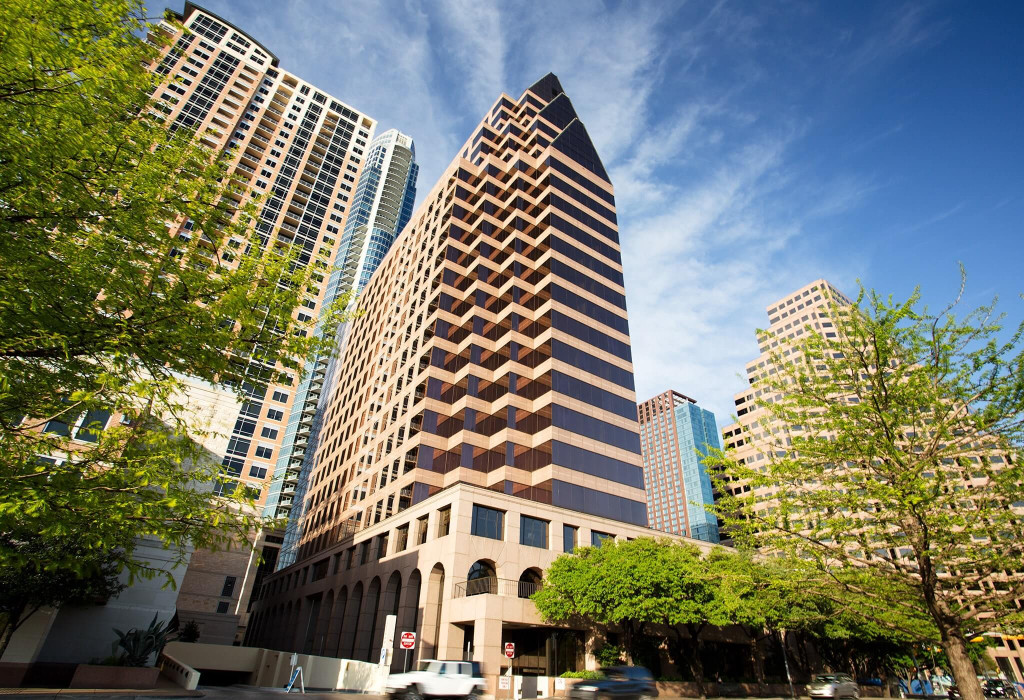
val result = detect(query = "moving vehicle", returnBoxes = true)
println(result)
[808,673,860,699]
[385,659,486,700]
[567,666,659,700]
[950,679,1021,699]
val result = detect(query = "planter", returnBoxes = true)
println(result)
[69,664,160,689]
[0,662,29,688]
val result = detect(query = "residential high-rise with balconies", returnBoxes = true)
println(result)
[150,2,378,505]
[268,129,419,569]
[247,74,712,687]
[638,390,721,543]
[146,1,385,645]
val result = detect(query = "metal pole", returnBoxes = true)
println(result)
[780,629,797,700]
[404,647,410,673]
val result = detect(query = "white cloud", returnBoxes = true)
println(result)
[196,0,940,424]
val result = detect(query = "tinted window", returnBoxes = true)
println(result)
[520,515,548,548]
[563,524,578,553]
[471,504,504,540]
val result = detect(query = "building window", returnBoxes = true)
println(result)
[216,601,230,614]
[221,576,236,597]
[359,541,370,565]
[416,516,429,545]
[267,408,284,421]
[471,505,504,541]
[272,390,288,402]
[591,530,613,548]
[520,515,548,549]
[466,560,497,596]
[345,546,356,569]
[437,506,451,537]
[248,464,268,479]
[260,426,278,439]
[376,533,389,559]
[563,525,578,553]
[395,524,409,552]
[254,445,273,459]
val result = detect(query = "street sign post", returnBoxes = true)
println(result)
[400,631,416,672]
[504,642,515,659]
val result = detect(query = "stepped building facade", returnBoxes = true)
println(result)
[247,74,711,685]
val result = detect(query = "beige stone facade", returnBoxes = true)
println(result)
[247,482,712,690]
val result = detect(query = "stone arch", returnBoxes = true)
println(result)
[517,567,543,598]
[282,601,296,651]
[340,581,363,659]
[375,571,403,656]
[399,569,423,664]
[466,559,497,596]
[327,586,348,657]
[355,576,382,662]
[421,563,446,659]
[315,589,334,655]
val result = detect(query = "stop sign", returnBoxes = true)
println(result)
[400,631,416,650]
[504,642,515,659]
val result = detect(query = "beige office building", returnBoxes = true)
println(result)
[719,279,852,511]
[248,74,712,689]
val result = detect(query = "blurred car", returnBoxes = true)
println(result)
[949,679,1019,699]
[567,666,658,700]
[808,673,860,699]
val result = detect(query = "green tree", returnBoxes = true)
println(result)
[0,0,352,578]
[705,276,1024,700]
[0,536,126,658]
[534,538,734,695]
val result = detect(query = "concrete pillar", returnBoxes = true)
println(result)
[474,615,504,676]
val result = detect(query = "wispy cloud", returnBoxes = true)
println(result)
[196,0,949,420]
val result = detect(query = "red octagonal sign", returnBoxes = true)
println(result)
[400,632,416,650]
[504,642,515,659]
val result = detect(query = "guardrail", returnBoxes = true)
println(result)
[452,577,541,599]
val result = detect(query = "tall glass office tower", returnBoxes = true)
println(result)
[249,75,661,675]
[638,390,721,543]
[266,129,418,569]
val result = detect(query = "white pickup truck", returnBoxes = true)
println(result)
[385,659,486,700]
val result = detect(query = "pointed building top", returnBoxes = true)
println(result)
[526,73,565,102]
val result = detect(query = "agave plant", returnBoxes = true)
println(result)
[111,613,176,667]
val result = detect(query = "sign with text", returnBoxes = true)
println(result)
[400,631,417,650]
[499,676,511,690]
[504,642,515,659]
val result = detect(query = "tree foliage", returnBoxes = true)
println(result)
[0,0,351,578]
[534,538,938,692]
[705,275,1024,700]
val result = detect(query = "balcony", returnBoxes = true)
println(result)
[452,577,541,599]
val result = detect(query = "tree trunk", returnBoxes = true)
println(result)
[686,623,708,699]
[748,629,767,691]
[943,631,983,700]
[0,604,25,662]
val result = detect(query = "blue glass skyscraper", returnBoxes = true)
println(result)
[265,129,417,568]
[638,390,721,543]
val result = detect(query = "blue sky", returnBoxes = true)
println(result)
[194,0,1023,421]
